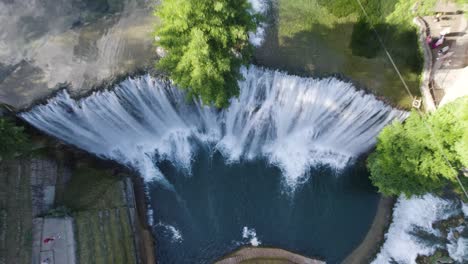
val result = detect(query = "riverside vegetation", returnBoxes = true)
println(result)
[0,117,32,263]
[368,97,468,198]
[153,0,468,201]
[153,0,431,108]
[1,0,466,263]
[0,110,144,263]
[0,118,30,161]
[257,0,441,108]
[154,0,261,108]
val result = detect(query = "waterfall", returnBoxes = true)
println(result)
[21,66,407,188]
[247,0,269,47]
[372,195,467,263]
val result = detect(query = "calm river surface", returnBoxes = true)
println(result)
[148,149,379,264]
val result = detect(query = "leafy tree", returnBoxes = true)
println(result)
[154,0,259,108]
[0,118,29,161]
[368,97,468,197]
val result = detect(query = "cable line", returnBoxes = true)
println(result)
[354,0,468,199]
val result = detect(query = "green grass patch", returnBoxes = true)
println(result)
[0,118,30,161]
[62,166,137,264]
[75,212,94,264]
[56,164,137,264]
[60,167,126,211]
[119,208,136,263]
[89,210,107,264]
[108,210,128,264]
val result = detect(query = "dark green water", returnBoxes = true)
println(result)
[148,148,379,264]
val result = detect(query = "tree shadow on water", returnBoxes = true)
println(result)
[253,8,423,108]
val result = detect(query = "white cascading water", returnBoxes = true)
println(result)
[373,195,467,263]
[21,66,407,188]
[156,222,183,243]
[242,226,261,246]
[248,0,268,47]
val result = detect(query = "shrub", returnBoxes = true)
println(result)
[0,118,29,160]
[368,97,468,197]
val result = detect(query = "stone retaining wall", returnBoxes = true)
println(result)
[414,17,437,112]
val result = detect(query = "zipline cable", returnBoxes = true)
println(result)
[354,0,468,199]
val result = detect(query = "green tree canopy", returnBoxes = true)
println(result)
[368,97,468,197]
[0,118,29,161]
[154,0,259,108]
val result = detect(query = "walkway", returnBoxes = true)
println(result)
[32,217,76,264]
[423,1,468,106]
[215,247,326,264]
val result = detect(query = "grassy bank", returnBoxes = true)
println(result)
[216,247,325,264]
[255,0,436,109]
[55,164,139,264]
[241,259,291,264]
[0,112,146,264]
[0,115,33,264]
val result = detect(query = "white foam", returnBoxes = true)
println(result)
[248,0,268,14]
[157,222,183,243]
[242,226,261,246]
[447,226,468,262]
[249,26,266,47]
[462,202,468,216]
[247,0,269,47]
[21,66,407,189]
[372,195,465,264]
[145,186,154,226]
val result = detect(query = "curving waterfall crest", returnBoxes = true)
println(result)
[21,66,407,188]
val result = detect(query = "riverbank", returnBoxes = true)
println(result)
[0,109,156,264]
[1,1,449,263]
[254,0,427,109]
[1,0,426,110]
[215,247,325,264]
[36,131,157,264]
[422,2,468,107]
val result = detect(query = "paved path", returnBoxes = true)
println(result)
[423,1,468,106]
[32,217,76,264]
[215,247,325,264]
[27,158,76,264]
